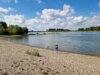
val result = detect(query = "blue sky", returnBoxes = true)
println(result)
[0,0,100,30]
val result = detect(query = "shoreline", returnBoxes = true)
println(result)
[1,37,100,57]
[0,39,100,75]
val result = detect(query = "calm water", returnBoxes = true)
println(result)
[8,32,100,56]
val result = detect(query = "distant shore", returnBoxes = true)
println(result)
[0,39,100,75]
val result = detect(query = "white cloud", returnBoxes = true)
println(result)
[8,7,13,11]
[3,4,87,30]
[41,4,74,20]
[36,11,41,16]
[0,0,18,4]
[79,15,100,28]
[98,2,100,7]
[36,0,42,4]
[0,0,10,3]
[15,0,18,4]
[4,15,25,26]
[0,7,13,15]
[2,4,100,31]
[25,4,85,30]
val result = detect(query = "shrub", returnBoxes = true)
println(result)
[31,49,40,56]
[26,50,32,55]
[26,49,40,57]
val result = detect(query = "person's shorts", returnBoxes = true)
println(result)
[56,48,58,51]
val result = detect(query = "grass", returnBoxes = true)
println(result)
[26,49,40,57]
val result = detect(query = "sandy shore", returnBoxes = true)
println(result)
[0,39,100,75]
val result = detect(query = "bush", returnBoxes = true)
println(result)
[26,50,32,55]
[31,49,40,56]
[26,49,40,57]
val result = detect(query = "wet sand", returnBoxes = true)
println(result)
[0,39,100,75]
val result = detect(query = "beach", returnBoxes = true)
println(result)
[0,39,100,75]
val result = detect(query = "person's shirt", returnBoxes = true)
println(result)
[55,45,58,48]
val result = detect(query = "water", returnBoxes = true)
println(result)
[7,32,100,56]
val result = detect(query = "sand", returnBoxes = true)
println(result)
[0,39,100,75]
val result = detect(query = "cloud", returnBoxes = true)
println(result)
[15,0,18,4]
[36,0,42,4]
[41,4,74,20]
[36,11,41,16]
[0,7,13,15]
[26,4,87,30]
[2,4,100,31]
[0,0,10,3]
[3,4,88,30]
[79,15,100,28]
[98,2,100,7]
[4,15,25,26]
[0,0,18,4]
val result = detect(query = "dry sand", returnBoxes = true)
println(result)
[0,39,100,75]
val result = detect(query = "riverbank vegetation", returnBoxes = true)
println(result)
[47,26,100,32]
[46,28,71,32]
[0,21,28,35]
[78,26,100,31]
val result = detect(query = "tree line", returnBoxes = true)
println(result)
[46,28,71,32]
[0,21,28,35]
[78,26,100,31]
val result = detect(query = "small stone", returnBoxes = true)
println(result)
[2,72,9,75]
[0,69,2,71]
[42,71,48,75]
[40,67,43,71]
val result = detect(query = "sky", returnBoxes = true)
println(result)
[0,0,100,31]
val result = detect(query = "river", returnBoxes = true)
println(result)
[7,32,100,56]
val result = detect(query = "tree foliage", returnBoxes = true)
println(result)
[78,26,100,31]
[21,27,28,34]
[7,25,28,35]
[0,21,28,35]
[0,22,7,29]
[46,28,70,32]
[7,25,22,35]
[0,22,7,35]
[0,26,6,35]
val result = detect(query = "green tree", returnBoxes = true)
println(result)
[0,26,6,35]
[7,25,28,35]
[78,28,84,31]
[22,27,28,34]
[0,22,7,34]
[7,25,22,35]
[0,22,7,29]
